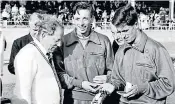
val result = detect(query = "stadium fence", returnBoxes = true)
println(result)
[1,20,175,31]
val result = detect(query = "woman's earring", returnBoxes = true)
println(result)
[42,32,45,38]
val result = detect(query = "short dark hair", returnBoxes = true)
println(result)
[112,4,138,27]
[73,2,94,17]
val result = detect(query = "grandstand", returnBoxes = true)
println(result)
[1,0,175,30]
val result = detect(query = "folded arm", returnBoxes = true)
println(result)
[143,47,175,99]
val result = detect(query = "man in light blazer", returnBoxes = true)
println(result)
[0,28,6,96]
[8,12,43,74]
[13,16,64,104]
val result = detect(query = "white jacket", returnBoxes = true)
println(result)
[0,33,4,76]
[14,39,62,104]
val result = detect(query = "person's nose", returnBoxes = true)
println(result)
[120,33,125,38]
[55,40,61,46]
[117,34,123,40]
[53,37,58,42]
[78,19,85,26]
[115,34,120,40]
[123,33,129,39]
[116,32,123,39]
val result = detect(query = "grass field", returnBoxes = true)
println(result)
[1,27,175,103]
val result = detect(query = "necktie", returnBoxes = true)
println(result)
[46,53,53,66]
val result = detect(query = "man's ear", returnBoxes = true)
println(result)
[134,22,139,29]
[72,16,75,24]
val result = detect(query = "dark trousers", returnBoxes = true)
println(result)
[63,91,120,104]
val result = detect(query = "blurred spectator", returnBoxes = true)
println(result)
[96,6,101,14]
[2,9,10,28]
[159,7,166,23]
[8,13,43,74]
[52,1,58,14]
[153,13,160,27]
[95,7,102,21]
[11,4,18,16]
[0,1,172,28]
[19,5,26,16]
[29,1,37,13]
[37,1,46,11]
[11,4,19,26]
[5,3,11,14]
[102,10,107,22]
[138,12,149,30]
[110,9,115,21]
[57,13,64,23]
[46,1,53,14]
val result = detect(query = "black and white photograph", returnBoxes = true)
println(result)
[1,0,175,104]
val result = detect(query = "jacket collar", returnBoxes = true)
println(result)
[66,29,101,46]
[124,30,148,53]
[27,33,34,41]
[132,30,148,52]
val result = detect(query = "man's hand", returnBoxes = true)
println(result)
[122,85,138,98]
[97,83,115,95]
[82,81,98,93]
[93,75,107,84]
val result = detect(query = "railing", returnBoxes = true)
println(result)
[1,20,175,76]
[0,20,29,28]
[1,20,175,31]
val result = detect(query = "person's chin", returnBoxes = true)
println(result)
[48,47,56,53]
[125,40,131,44]
[126,40,135,44]
[116,40,124,46]
[78,29,87,34]
[118,42,124,46]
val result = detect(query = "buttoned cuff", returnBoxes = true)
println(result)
[137,82,148,94]
[72,79,83,88]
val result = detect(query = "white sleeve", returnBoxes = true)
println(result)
[0,35,4,76]
[14,50,37,104]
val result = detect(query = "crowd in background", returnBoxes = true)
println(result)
[136,1,171,29]
[0,1,173,29]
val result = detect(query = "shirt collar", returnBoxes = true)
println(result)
[131,30,148,52]
[33,37,47,55]
[88,30,101,45]
[66,29,101,46]
[30,34,34,40]
[27,33,34,41]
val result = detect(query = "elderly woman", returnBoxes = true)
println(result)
[0,28,6,96]
[0,31,3,73]
[13,15,64,104]
[0,28,9,103]
[0,28,6,76]
[98,4,175,104]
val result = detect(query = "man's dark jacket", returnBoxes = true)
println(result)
[112,40,119,55]
[8,34,33,74]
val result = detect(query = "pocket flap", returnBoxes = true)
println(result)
[89,52,104,56]
[136,63,154,68]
